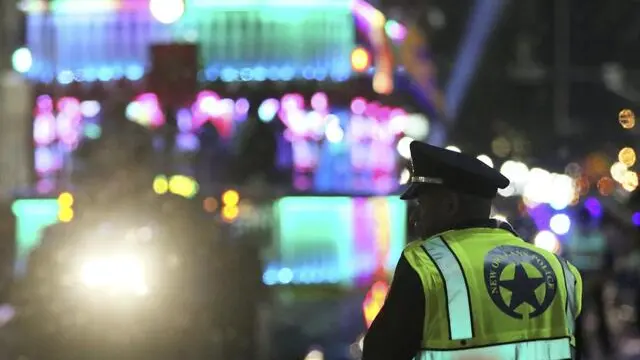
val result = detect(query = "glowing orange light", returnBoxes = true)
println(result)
[203,197,218,213]
[351,47,371,72]
[363,280,389,328]
[619,109,636,129]
[597,176,615,196]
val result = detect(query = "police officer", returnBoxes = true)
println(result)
[362,141,583,360]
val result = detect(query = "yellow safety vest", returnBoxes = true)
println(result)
[403,227,582,360]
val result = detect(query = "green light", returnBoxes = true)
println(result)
[384,197,407,269]
[11,199,59,265]
[174,6,354,76]
[276,196,354,281]
[274,196,407,284]
[83,123,102,139]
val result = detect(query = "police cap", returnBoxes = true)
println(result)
[400,141,510,200]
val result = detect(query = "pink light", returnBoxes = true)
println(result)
[197,90,220,102]
[292,141,319,171]
[293,174,312,191]
[136,92,158,103]
[198,96,219,115]
[57,97,81,115]
[350,97,367,115]
[384,20,407,42]
[132,93,164,127]
[351,0,407,42]
[365,101,381,118]
[281,93,304,110]
[377,106,390,120]
[351,0,381,26]
[310,92,328,112]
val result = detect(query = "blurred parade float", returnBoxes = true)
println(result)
[9,0,448,290]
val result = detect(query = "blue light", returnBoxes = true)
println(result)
[302,67,314,80]
[262,268,278,285]
[204,67,218,81]
[253,66,267,81]
[28,63,354,83]
[278,66,296,81]
[239,68,253,81]
[220,67,239,82]
[267,67,280,81]
[56,70,73,84]
[97,67,114,82]
[584,197,602,218]
[632,212,640,226]
[125,65,145,81]
[277,268,294,284]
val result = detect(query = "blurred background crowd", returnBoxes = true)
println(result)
[0,0,637,359]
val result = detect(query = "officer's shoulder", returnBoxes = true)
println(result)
[403,239,426,254]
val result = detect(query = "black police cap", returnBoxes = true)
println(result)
[400,141,510,200]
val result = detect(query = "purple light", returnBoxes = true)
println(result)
[34,147,57,174]
[176,109,193,132]
[36,95,53,112]
[527,204,553,231]
[632,212,640,226]
[235,98,250,114]
[584,197,602,218]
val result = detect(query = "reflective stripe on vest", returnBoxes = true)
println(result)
[416,337,573,360]
[558,258,577,335]
[422,237,473,340]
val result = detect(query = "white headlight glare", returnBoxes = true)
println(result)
[80,254,148,295]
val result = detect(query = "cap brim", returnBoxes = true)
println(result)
[400,183,422,200]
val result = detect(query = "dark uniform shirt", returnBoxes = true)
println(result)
[362,219,517,360]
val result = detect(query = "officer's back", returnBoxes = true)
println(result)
[363,142,582,360]
[404,224,575,349]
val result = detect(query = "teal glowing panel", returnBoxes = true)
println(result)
[25,0,355,82]
[264,196,406,286]
[11,199,59,275]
